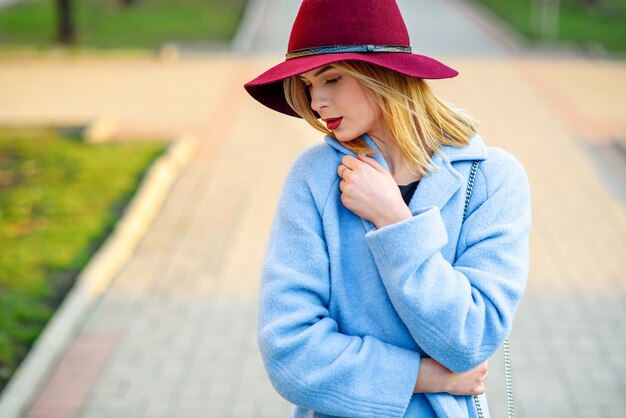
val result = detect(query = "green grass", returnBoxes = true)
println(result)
[0,128,165,392]
[0,0,248,49]
[477,0,626,52]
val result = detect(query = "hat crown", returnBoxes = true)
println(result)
[287,0,410,52]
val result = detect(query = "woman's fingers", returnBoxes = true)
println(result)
[341,155,360,169]
[339,154,385,180]
[357,153,386,173]
[337,165,351,180]
[471,361,488,395]
[444,360,489,396]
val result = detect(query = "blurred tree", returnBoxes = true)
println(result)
[56,0,76,44]
[120,0,139,7]
[583,0,600,8]
[581,0,611,13]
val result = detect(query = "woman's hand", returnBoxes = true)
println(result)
[414,358,489,395]
[337,154,411,229]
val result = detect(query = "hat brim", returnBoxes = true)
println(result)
[244,52,458,117]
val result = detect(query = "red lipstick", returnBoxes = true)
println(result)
[324,117,343,131]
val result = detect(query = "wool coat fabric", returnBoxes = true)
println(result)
[258,133,531,418]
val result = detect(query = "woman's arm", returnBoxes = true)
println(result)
[415,358,488,395]
[340,150,531,373]
[258,151,421,418]
[365,150,531,373]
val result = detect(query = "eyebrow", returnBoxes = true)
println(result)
[299,65,334,80]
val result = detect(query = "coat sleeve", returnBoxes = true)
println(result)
[258,153,421,418]
[364,151,531,373]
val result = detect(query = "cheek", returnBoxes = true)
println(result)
[365,100,382,128]
[358,88,381,124]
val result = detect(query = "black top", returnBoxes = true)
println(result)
[398,180,419,205]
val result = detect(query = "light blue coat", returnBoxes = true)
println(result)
[258,133,531,418]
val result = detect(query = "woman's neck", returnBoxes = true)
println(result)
[369,133,422,185]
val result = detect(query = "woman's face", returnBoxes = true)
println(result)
[299,65,385,142]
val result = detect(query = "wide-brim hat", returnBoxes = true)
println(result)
[244,0,458,117]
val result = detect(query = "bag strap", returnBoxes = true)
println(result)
[463,160,515,418]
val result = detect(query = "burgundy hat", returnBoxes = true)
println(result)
[244,0,458,117]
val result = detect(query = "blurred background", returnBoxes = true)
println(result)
[0,0,624,417]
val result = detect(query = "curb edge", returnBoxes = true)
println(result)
[0,134,200,418]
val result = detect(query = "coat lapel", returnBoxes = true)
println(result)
[323,133,488,233]
[359,135,389,233]
[409,151,464,212]
[410,135,488,211]
[323,135,379,232]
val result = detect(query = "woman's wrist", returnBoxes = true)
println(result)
[414,358,447,393]
[374,204,412,229]
[414,358,489,395]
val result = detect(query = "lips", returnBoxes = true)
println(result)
[323,117,343,131]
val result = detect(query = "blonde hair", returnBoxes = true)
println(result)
[283,61,478,177]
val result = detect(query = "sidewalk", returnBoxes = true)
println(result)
[0,1,625,417]
[0,0,25,10]
[234,0,519,56]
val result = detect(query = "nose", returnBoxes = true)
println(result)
[309,86,328,113]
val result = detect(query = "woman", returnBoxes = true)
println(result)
[244,1,531,417]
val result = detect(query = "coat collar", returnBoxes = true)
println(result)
[323,133,487,163]
[324,133,487,231]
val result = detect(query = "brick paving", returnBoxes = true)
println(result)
[25,334,120,418]
[434,58,626,417]
[1,1,625,417]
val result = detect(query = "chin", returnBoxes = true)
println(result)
[334,132,363,142]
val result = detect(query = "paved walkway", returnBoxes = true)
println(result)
[0,0,25,10]
[0,1,625,417]
[234,0,519,56]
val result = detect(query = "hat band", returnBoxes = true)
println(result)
[286,44,412,60]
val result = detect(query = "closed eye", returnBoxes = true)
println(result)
[301,76,341,90]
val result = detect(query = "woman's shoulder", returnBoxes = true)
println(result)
[282,141,343,207]
[289,141,341,175]
[458,142,531,243]
[478,146,530,200]
[483,146,525,172]
[448,133,529,198]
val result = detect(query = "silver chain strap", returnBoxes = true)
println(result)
[464,161,515,418]
[503,339,515,418]
[462,161,479,223]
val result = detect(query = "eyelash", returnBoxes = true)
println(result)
[303,76,342,90]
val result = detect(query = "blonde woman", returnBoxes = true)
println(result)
[244,1,531,417]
